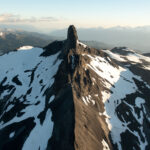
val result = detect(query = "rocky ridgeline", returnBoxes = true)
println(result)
[0,25,150,150]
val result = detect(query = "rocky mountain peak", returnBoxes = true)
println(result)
[0,25,150,150]
[67,25,78,49]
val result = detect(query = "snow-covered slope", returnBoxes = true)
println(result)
[0,46,62,150]
[82,53,150,150]
[0,25,150,150]
[104,47,150,70]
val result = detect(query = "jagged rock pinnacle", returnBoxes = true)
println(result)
[67,25,78,49]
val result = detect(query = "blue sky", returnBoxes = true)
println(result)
[0,0,150,31]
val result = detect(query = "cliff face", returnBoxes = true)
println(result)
[0,25,150,150]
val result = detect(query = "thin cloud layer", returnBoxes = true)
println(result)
[0,14,59,23]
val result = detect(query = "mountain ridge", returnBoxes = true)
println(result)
[0,25,150,150]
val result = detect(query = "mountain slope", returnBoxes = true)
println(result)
[0,46,62,150]
[0,30,60,55]
[0,25,150,150]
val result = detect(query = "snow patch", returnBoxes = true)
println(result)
[49,95,55,104]
[142,65,150,71]
[77,40,87,48]
[9,131,15,138]
[18,46,34,51]
[82,95,95,106]
[135,97,145,108]
[104,50,126,62]
[102,139,110,150]
[0,32,3,37]
[22,109,53,150]
[6,104,14,112]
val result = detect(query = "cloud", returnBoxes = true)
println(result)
[0,14,59,23]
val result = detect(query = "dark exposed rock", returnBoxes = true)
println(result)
[67,25,78,50]
[41,41,64,56]
[45,54,75,150]
[12,75,22,86]
[0,118,35,150]
[111,47,134,55]
[143,53,150,57]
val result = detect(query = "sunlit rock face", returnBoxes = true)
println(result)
[0,26,150,150]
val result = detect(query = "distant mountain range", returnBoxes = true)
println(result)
[0,29,113,55]
[0,30,62,55]
[81,41,113,50]
[50,26,150,53]
[0,24,149,53]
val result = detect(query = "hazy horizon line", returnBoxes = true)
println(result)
[0,23,150,33]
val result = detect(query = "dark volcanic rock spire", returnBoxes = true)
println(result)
[67,25,78,49]
[42,25,79,56]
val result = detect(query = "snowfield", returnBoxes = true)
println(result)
[104,48,150,71]
[0,46,62,150]
[83,52,150,150]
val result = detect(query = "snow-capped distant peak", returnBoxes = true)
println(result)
[18,46,34,51]
[0,32,4,37]
[121,47,135,52]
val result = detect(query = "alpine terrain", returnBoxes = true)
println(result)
[0,25,150,150]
